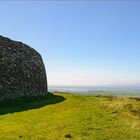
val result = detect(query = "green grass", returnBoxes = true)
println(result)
[1,92,140,139]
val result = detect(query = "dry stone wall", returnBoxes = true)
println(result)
[0,35,48,101]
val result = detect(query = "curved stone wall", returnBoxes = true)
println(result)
[0,35,48,101]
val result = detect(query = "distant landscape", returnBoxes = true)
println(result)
[49,86,140,97]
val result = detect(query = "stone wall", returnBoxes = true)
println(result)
[0,35,48,101]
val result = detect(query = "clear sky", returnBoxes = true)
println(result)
[0,0,140,86]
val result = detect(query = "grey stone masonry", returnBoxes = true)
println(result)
[0,35,48,101]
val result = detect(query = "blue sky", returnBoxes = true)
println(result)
[0,0,140,86]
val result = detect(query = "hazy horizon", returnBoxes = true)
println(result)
[0,0,140,86]
[49,85,140,95]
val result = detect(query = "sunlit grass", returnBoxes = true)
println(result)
[0,92,140,139]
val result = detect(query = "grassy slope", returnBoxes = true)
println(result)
[0,93,140,140]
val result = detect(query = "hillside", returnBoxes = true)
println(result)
[0,92,140,140]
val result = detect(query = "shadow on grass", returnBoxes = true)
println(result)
[0,92,65,115]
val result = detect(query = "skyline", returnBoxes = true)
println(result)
[0,1,140,86]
